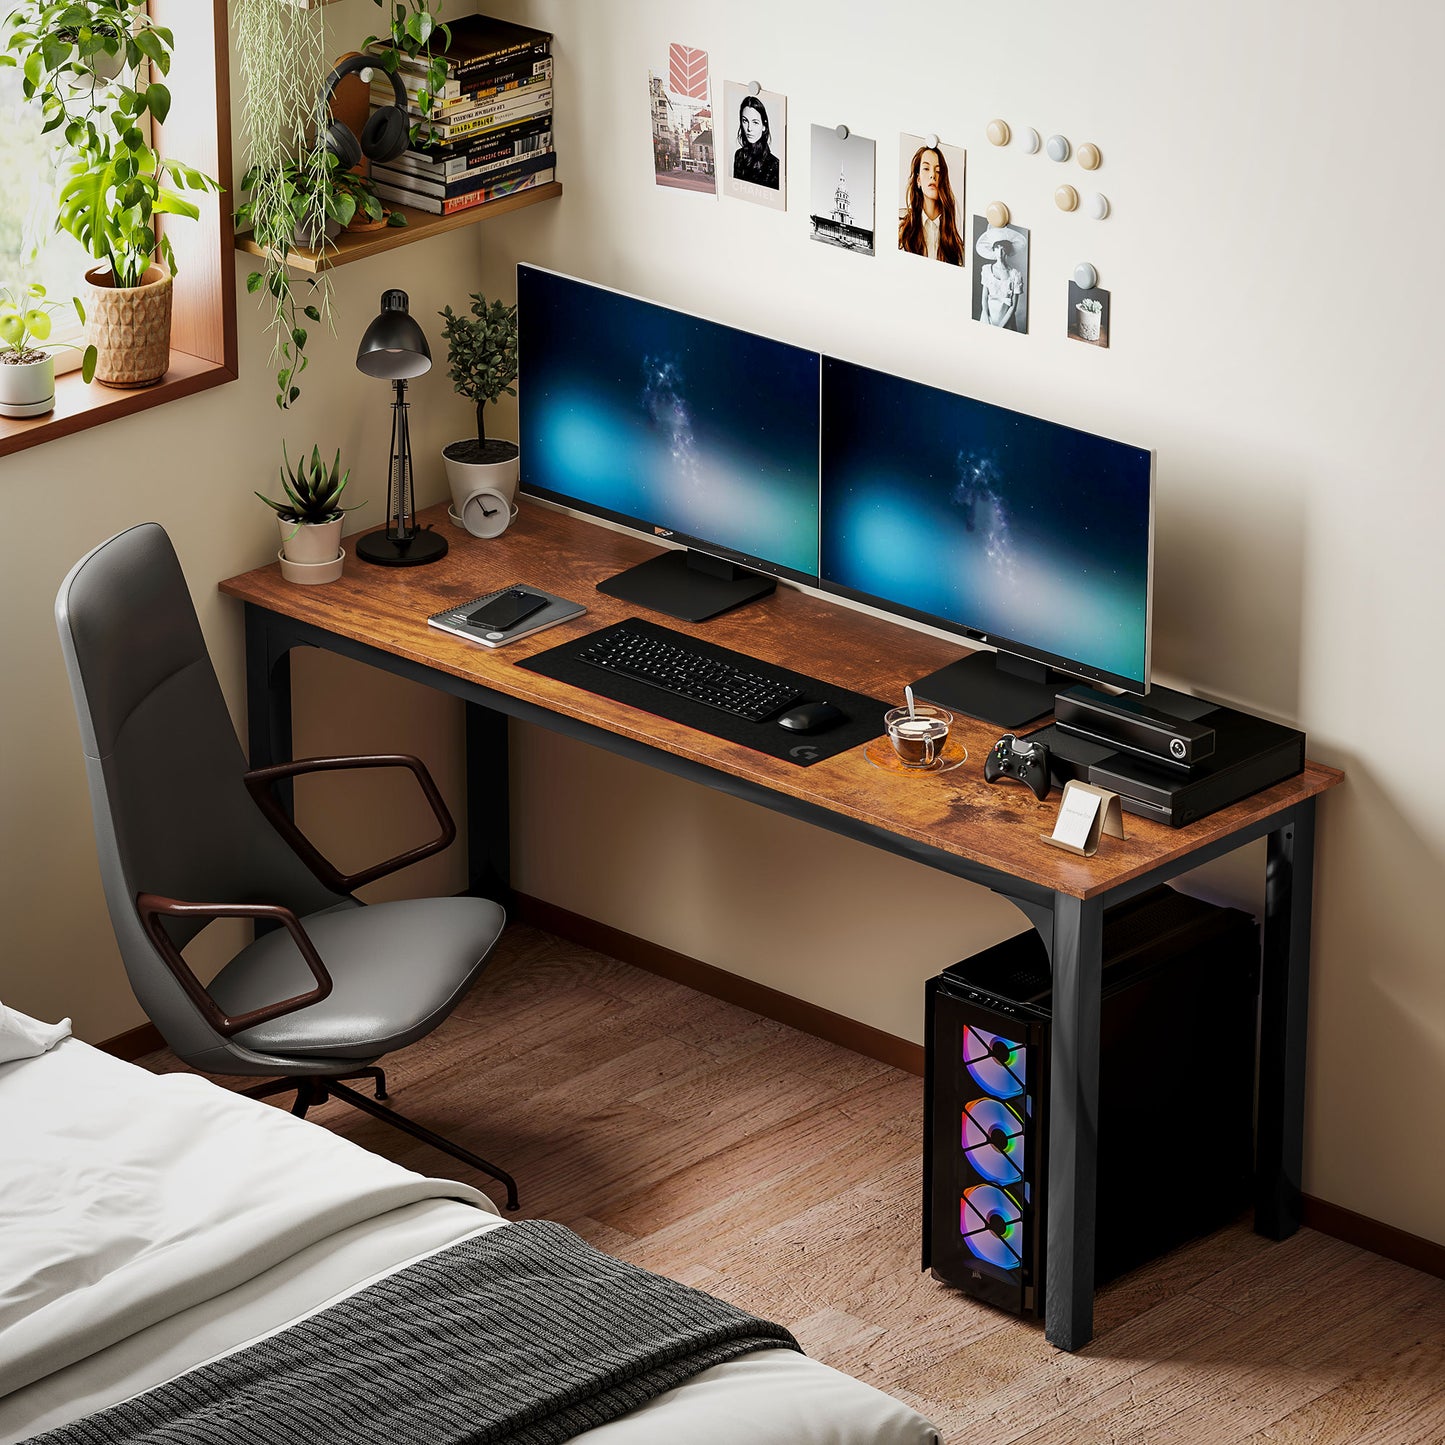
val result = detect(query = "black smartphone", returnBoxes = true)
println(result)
[465,589,549,631]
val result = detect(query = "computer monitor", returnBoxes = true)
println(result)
[517,264,822,621]
[819,357,1154,727]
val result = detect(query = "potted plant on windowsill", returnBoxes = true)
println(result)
[438,292,520,525]
[256,443,363,585]
[0,284,97,417]
[2,0,220,389]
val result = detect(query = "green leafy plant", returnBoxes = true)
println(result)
[329,165,408,230]
[0,281,97,378]
[438,292,518,454]
[1,0,220,288]
[364,0,450,146]
[1078,297,1102,314]
[255,442,362,527]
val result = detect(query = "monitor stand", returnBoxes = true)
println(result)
[596,549,777,623]
[910,650,1065,729]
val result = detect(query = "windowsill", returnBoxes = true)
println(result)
[0,350,235,458]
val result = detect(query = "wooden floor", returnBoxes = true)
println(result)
[142,925,1445,1444]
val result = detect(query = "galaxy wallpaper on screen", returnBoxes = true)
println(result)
[518,267,821,578]
[820,359,1152,685]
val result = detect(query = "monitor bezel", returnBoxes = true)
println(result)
[816,355,1156,697]
[516,262,823,590]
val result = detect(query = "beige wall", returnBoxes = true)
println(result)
[3,1,1442,1246]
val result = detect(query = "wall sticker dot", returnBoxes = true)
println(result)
[985,200,1011,227]
[1046,134,1071,162]
[1077,142,1101,170]
[747,79,761,96]
[835,123,850,140]
[1021,127,1041,154]
[1055,184,1078,212]
[925,132,939,150]
[1073,261,1098,290]
[1087,191,1110,219]
[986,118,1010,146]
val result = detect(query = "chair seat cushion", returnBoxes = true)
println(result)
[211,896,505,1061]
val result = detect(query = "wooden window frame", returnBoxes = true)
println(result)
[0,0,237,459]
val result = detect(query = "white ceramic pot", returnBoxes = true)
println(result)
[444,439,519,517]
[278,515,344,564]
[1076,304,1102,342]
[0,352,56,417]
[277,548,344,585]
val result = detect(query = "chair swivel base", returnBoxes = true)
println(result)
[243,1071,519,1210]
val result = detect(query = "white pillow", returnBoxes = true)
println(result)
[0,1004,72,1064]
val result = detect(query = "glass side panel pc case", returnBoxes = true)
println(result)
[820,357,1156,720]
[517,264,822,620]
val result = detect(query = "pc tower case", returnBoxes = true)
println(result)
[923,885,1259,1317]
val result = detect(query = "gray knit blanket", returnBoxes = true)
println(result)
[31,1221,801,1445]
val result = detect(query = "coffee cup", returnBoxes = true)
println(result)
[884,704,953,767]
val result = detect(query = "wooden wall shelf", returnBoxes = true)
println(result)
[235,181,563,274]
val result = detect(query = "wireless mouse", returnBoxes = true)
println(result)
[776,700,848,734]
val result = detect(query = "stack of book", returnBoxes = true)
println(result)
[365,13,554,217]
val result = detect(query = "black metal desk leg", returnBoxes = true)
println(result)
[1256,800,1316,1239]
[244,606,294,802]
[464,702,512,905]
[1044,892,1105,1351]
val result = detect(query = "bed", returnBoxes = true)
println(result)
[0,1012,938,1444]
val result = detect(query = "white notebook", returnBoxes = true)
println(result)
[427,584,586,649]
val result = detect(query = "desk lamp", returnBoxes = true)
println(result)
[354,289,447,567]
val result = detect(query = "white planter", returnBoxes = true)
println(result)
[278,549,344,585]
[444,439,520,517]
[0,352,56,417]
[278,515,344,565]
[1076,304,1102,342]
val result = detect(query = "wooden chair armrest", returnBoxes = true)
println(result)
[243,753,457,894]
[135,893,334,1038]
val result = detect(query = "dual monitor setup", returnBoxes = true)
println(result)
[517,263,1155,728]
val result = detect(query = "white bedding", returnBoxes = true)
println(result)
[0,1035,937,1444]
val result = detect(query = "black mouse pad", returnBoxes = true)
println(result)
[517,617,890,767]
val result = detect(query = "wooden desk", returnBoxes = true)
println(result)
[221,501,1342,1351]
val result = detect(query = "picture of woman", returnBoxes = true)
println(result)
[971,219,1029,332]
[723,81,787,210]
[732,95,779,189]
[897,139,964,264]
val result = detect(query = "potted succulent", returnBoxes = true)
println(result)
[256,443,363,584]
[0,284,97,417]
[438,292,520,521]
[1075,296,1103,342]
[2,0,220,389]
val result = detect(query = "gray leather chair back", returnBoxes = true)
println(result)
[55,523,344,1065]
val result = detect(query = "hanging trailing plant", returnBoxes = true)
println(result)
[232,0,331,410]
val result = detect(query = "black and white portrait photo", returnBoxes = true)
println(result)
[971,216,1030,333]
[723,81,786,210]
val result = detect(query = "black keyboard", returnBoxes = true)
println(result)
[577,623,804,723]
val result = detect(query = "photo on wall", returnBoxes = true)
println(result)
[1068,279,1110,348]
[808,124,875,255]
[649,43,716,195]
[971,215,1029,333]
[723,81,786,210]
[897,133,965,266]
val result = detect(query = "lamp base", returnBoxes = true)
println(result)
[355,527,449,568]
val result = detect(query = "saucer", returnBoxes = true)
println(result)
[863,734,970,774]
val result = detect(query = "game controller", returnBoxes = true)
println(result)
[984,732,1052,801]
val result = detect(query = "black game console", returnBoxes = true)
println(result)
[1031,693,1305,828]
[1054,684,1216,770]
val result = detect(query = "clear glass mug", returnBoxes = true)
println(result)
[884,703,953,767]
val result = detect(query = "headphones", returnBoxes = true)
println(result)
[320,54,410,169]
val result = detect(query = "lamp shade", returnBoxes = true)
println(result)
[356,288,432,379]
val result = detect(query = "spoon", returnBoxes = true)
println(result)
[904,685,916,718]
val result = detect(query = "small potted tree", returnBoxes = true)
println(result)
[0,285,97,416]
[438,292,520,521]
[256,443,363,584]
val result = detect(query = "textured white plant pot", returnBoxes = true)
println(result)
[444,439,519,516]
[0,352,56,417]
[1076,304,1102,342]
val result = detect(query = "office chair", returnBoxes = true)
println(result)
[54,522,518,1208]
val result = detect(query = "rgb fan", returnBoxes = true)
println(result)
[962,1096,1025,1185]
[962,1026,1026,1099]
[960,1183,1024,1272]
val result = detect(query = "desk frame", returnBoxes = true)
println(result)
[243,602,1317,1352]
